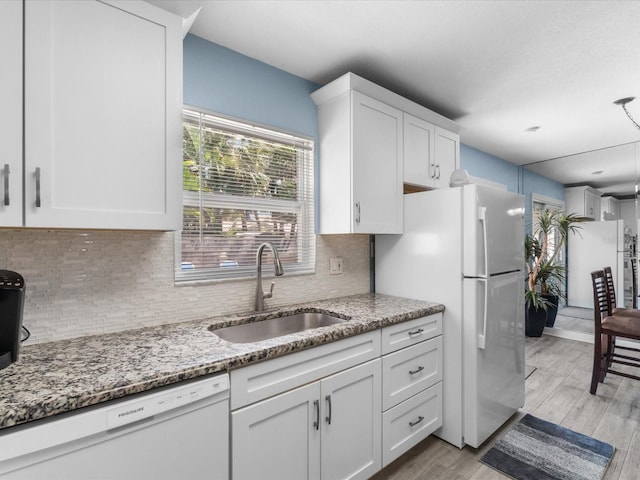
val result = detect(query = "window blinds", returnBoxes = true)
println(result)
[177,109,315,282]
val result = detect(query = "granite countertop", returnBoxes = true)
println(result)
[0,293,443,432]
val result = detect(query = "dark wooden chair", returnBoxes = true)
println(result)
[632,259,638,309]
[603,266,640,318]
[590,269,640,394]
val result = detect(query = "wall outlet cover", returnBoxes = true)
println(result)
[329,257,343,275]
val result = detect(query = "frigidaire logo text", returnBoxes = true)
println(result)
[118,406,144,418]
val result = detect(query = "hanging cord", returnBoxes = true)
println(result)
[621,103,640,132]
[614,97,640,132]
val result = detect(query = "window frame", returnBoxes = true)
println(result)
[175,106,316,283]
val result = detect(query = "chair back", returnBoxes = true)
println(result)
[603,266,616,313]
[632,259,638,309]
[591,270,609,329]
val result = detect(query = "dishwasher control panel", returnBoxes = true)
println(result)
[106,373,229,429]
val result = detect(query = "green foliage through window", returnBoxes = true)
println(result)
[177,109,315,281]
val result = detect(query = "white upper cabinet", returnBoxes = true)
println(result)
[351,93,404,234]
[404,117,460,190]
[565,185,602,220]
[312,73,460,233]
[19,0,182,230]
[601,196,620,220]
[0,0,23,227]
[403,113,435,188]
[433,126,460,188]
[314,89,403,234]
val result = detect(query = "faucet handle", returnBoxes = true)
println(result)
[264,281,275,300]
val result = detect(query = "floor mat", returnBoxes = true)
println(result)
[480,414,614,480]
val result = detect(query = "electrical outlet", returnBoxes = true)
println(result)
[329,257,343,275]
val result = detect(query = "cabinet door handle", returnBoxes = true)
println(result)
[355,202,361,224]
[409,416,424,427]
[313,399,319,430]
[431,163,436,179]
[436,164,441,179]
[3,164,9,206]
[408,328,424,337]
[409,366,425,375]
[35,167,41,208]
[325,395,332,425]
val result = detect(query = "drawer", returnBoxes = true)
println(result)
[382,382,442,467]
[231,330,380,409]
[382,336,442,410]
[381,313,442,355]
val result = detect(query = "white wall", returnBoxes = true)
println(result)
[0,230,370,344]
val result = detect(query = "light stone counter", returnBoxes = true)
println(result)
[0,293,443,431]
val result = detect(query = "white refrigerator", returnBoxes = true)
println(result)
[375,184,525,449]
[567,219,625,309]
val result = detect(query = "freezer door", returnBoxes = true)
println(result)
[462,272,525,448]
[463,184,524,277]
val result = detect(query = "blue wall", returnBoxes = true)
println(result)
[184,34,320,142]
[184,34,565,233]
[461,144,564,231]
[460,144,520,192]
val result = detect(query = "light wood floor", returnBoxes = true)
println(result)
[371,335,640,480]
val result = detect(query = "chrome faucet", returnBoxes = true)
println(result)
[254,242,284,312]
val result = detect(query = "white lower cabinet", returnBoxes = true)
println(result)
[321,360,381,480]
[231,359,381,480]
[382,382,442,466]
[232,382,320,480]
[380,314,443,467]
[230,314,444,478]
[381,336,443,411]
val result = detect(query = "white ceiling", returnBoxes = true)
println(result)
[149,0,640,197]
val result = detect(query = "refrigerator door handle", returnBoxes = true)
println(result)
[477,278,488,349]
[478,206,488,278]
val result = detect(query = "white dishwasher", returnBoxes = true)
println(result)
[0,373,229,480]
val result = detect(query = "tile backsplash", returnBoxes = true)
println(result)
[0,230,370,344]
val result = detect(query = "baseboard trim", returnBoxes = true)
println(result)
[543,327,593,343]
[544,327,639,348]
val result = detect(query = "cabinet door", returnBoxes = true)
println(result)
[232,382,321,480]
[0,0,22,227]
[352,92,403,234]
[320,359,381,480]
[434,127,460,188]
[403,113,434,188]
[24,0,182,230]
[584,190,600,219]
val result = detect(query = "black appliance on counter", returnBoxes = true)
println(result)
[0,270,25,370]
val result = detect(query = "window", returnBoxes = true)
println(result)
[531,194,566,303]
[177,108,315,281]
[531,194,565,261]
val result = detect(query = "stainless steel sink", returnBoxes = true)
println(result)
[211,312,347,343]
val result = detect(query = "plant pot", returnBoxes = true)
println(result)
[542,294,559,327]
[525,303,547,337]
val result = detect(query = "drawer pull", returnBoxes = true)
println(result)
[409,416,425,427]
[313,400,319,430]
[409,366,425,375]
[408,328,424,337]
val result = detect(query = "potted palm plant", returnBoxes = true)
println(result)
[525,209,585,336]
